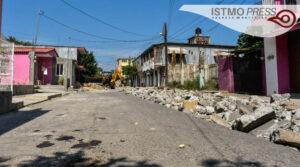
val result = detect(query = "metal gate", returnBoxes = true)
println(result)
[0,37,14,92]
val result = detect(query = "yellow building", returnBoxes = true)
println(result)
[117,58,135,76]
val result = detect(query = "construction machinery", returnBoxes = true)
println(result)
[110,69,126,89]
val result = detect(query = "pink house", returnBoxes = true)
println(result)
[14,47,58,85]
[263,0,300,95]
[219,0,300,96]
[218,49,265,95]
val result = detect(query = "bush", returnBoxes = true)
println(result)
[183,77,200,90]
[201,79,219,91]
[168,77,200,90]
[58,77,64,85]
[168,81,182,89]
[168,77,218,91]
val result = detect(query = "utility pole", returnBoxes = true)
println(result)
[33,9,43,84]
[65,37,71,91]
[163,22,168,87]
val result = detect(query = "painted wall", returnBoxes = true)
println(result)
[55,47,77,60]
[37,57,53,84]
[13,53,30,85]
[36,50,57,85]
[218,57,234,93]
[264,37,279,95]
[276,34,290,93]
[156,45,234,66]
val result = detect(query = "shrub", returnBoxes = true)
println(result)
[58,77,64,85]
[168,81,182,89]
[183,77,200,90]
[201,79,219,91]
[167,77,218,91]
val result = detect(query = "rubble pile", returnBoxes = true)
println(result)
[121,87,300,149]
[82,83,107,91]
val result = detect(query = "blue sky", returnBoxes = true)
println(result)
[3,0,260,70]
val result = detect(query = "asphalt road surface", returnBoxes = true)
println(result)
[0,90,299,167]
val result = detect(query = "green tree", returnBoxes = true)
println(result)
[236,33,263,50]
[6,36,32,46]
[95,67,103,77]
[81,52,98,77]
[122,65,138,86]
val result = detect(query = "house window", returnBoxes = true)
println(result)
[168,54,186,64]
[56,64,64,76]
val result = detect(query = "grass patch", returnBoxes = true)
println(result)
[168,77,218,91]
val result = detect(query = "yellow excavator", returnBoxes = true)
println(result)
[109,69,126,89]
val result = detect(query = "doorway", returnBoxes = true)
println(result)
[288,30,300,93]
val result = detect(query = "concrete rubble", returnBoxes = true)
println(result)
[121,87,300,150]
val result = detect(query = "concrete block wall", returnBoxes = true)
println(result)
[0,91,12,114]
[13,85,34,95]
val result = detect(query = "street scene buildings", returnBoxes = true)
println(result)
[133,28,235,87]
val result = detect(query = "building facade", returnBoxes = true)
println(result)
[13,45,88,87]
[132,29,235,87]
[14,47,58,85]
[117,57,134,75]
[263,0,300,95]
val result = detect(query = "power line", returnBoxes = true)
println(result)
[171,18,207,39]
[60,0,148,37]
[70,37,160,44]
[167,0,175,31]
[169,0,225,38]
[41,13,160,43]
[171,0,248,39]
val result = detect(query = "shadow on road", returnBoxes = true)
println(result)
[15,151,161,167]
[101,157,161,167]
[0,108,50,136]
[200,158,264,167]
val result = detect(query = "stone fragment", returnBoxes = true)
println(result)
[250,119,291,139]
[249,96,266,106]
[233,106,276,132]
[278,111,292,121]
[205,106,215,115]
[291,119,300,133]
[195,113,210,119]
[165,104,171,108]
[293,109,300,120]
[285,104,299,111]
[237,101,254,115]
[270,129,300,149]
[198,99,211,106]
[270,93,290,106]
[215,101,228,113]
[184,100,198,111]
[210,114,229,128]
[227,110,242,122]
[195,105,206,114]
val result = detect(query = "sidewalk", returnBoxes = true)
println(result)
[12,92,62,107]
[10,85,73,110]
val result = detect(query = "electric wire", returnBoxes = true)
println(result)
[41,13,160,43]
[60,0,148,37]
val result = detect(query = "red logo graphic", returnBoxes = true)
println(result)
[268,10,296,28]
